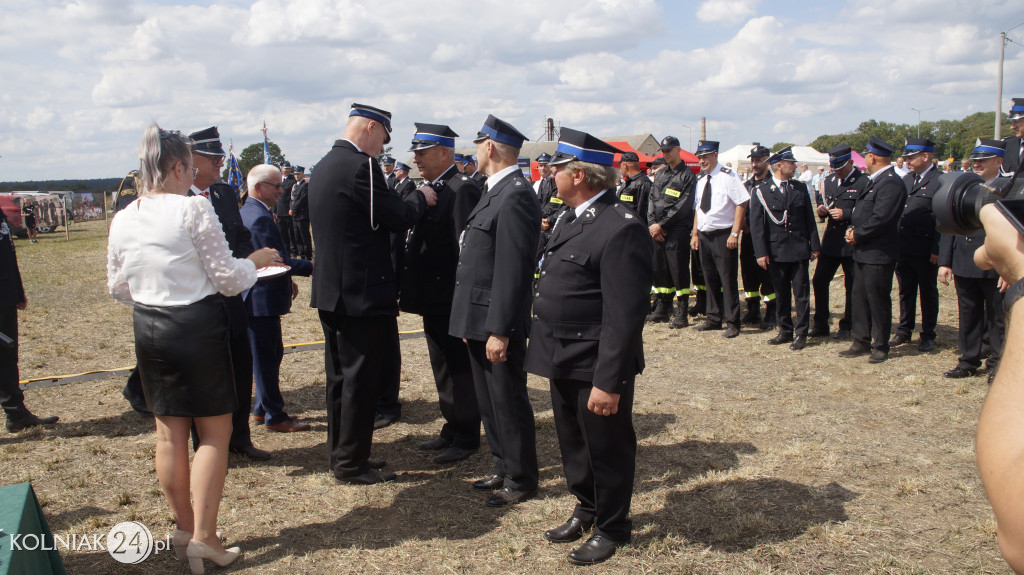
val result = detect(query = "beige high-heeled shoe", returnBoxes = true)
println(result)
[172,529,224,561]
[186,540,241,574]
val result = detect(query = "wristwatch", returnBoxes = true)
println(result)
[1004,277,1024,317]
[730,232,739,238]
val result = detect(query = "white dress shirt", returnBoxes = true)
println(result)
[107,193,257,306]
[695,163,750,232]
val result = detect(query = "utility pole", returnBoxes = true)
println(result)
[911,107,934,138]
[996,21,1024,139]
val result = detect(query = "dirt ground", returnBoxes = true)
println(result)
[0,219,1011,574]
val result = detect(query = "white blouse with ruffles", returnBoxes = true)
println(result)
[107,194,257,306]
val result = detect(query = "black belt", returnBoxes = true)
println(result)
[699,227,731,238]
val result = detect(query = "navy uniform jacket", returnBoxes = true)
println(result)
[851,166,906,265]
[648,162,697,231]
[394,177,416,200]
[898,167,941,257]
[0,210,25,308]
[817,168,868,258]
[748,178,820,262]
[1003,136,1022,175]
[616,173,652,225]
[386,172,397,190]
[471,171,487,187]
[278,175,295,219]
[308,140,427,317]
[192,182,254,259]
[525,192,652,393]
[290,179,309,219]
[399,165,482,317]
[449,169,541,342]
[239,196,313,317]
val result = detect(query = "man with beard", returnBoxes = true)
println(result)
[810,145,867,339]
[646,136,698,327]
[748,147,820,350]
[740,144,777,329]
[404,123,483,464]
[889,138,941,352]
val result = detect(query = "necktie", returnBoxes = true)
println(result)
[564,210,577,224]
[700,176,712,213]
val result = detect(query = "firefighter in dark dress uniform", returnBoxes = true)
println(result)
[616,152,652,224]
[1003,97,1024,176]
[889,138,941,352]
[525,128,651,566]
[740,144,777,329]
[646,136,698,327]
[277,162,297,258]
[811,145,867,339]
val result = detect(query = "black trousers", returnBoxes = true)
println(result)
[698,228,740,328]
[740,231,774,300]
[851,261,895,352]
[652,226,691,297]
[895,254,939,340]
[953,276,1004,370]
[277,214,296,257]
[423,314,480,449]
[812,254,854,332]
[550,378,636,542]
[320,311,398,478]
[292,217,312,260]
[466,337,538,491]
[769,259,811,337]
[0,305,28,421]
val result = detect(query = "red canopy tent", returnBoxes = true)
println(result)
[650,149,701,175]
[606,142,659,168]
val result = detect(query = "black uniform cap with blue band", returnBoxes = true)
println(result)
[901,137,935,157]
[189,126,226,156]
[862,136,894,158]
[535,152,552,165]
[827,145,852,168]
[349,103,392,145]
[768,146,796,165]
[380,156,395,166]
[472,115,529,148]
[410,123,458,151]
[1009,97,1024,121]
[547,127,623,166]
[395,162,411,171]
[695,140,719,157]
[970,138,1006,160]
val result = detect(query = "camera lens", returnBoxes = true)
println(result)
[933,172,988,236]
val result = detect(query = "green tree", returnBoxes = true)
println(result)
[770,142,794,153]
[238,141,286,179]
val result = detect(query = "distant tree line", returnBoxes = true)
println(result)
[0,178,120,193]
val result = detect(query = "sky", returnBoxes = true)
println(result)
[1,0,1022,181]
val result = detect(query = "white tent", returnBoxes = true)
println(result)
[716,144,830,174]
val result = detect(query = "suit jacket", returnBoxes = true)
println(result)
[851,166,906,265]
[400,165,482,317]
[290,179,309,219]
[386,172,397,190]
[1004,136,1022,175]
[449,168,541,341]
[898,167,941,257]
[278,175,295,218]
[239,197,314,317]
[748,178,820,262]
[308,139,427,317]
[817,168,868,258]
[191,182,254,259]
[394,177,416,200]
[470,171,487,187]
[524,192,652,393]
[0,210,25,308]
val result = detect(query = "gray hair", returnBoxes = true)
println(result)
[564,160,620,192]
[247,164,281,191]
[138,123,192,194]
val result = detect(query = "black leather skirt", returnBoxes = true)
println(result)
[133,294,238,417]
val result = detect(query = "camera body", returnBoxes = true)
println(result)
[932,171,1024,236]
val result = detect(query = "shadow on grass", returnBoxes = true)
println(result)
[637,439,758,489]
[635,478,857,551]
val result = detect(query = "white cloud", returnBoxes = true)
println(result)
[696,0,759,24]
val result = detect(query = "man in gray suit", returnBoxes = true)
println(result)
[450,115,541,507]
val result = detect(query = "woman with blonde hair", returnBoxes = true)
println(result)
[107,123,281,574]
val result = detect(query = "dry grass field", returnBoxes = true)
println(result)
[0,219,1012,574]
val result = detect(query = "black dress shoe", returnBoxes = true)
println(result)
[722,326,740,338]
[544,517,594,543]
[433,446,477,464]
[473,475,504,490]
[808,327,829,337]
[373,413,400,429]
[833,329,851,339]
[486,486,536,507]
[418,436,452,451]
[838,343,870,357]
[888,333,911,346]
[868,350,888,364]
[229,444,272,461]
[568,535,623,565]
[336,469,397,485]
[790,336,807,351]
[918,338,935,352]
[367,458,386,469]
[944,366,978,378]
[767,333,793,345]
[6,414,59,433]
[693,322,722,331]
